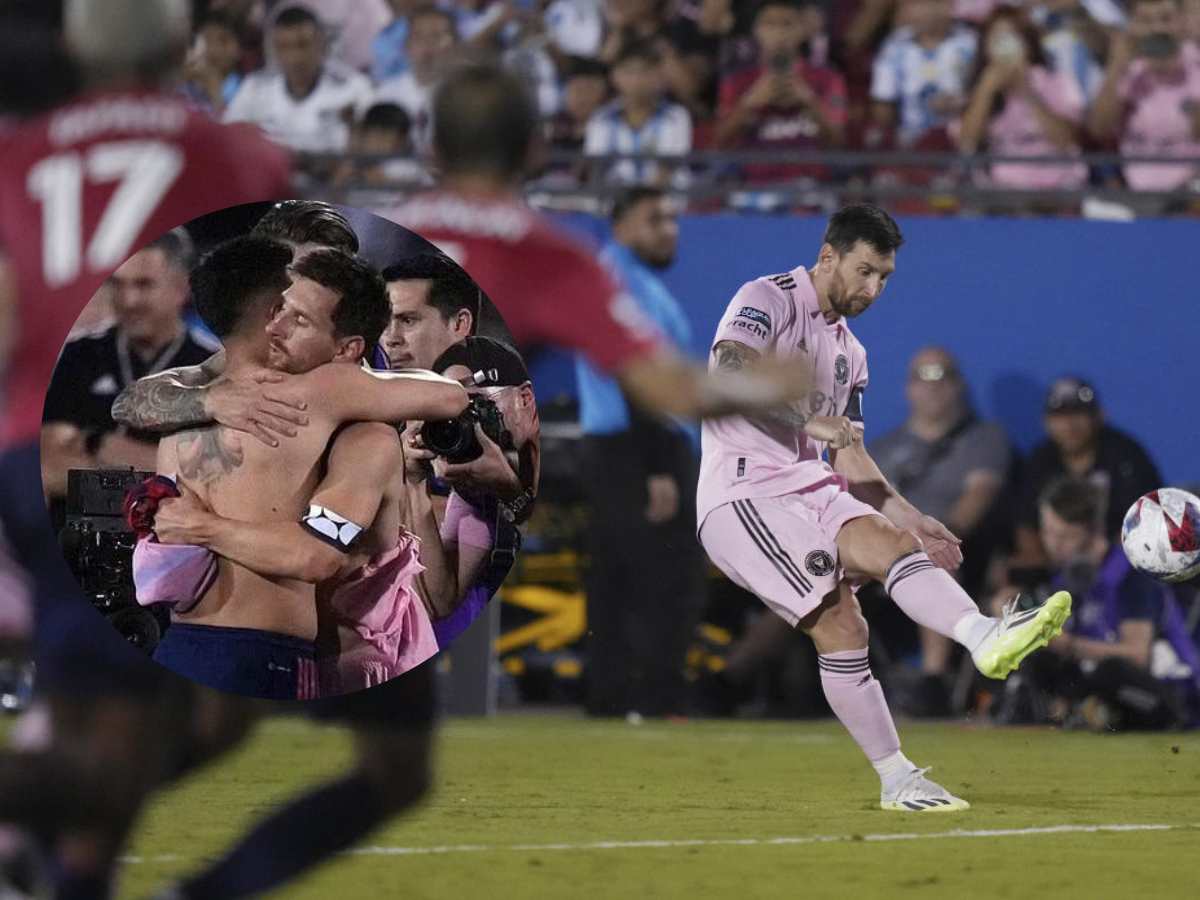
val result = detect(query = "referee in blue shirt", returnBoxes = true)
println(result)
[575,186,704,718]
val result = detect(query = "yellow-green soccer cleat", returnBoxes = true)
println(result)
[880,767,970,812]
[972,591,1072,680]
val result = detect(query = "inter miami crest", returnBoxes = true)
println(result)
[834,354,849,386]
[805,550,835,577]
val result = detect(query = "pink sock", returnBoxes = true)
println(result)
[818,649,900,764]
[885,551,990,648]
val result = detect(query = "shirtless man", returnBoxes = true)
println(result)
[144,236,466,699]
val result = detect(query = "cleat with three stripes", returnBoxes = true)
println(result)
[972,591,1072,680]
[880,767,970,813]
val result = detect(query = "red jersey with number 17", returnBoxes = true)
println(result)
[0,88,292,450]
[380,191,662,372]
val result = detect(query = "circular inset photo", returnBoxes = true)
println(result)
[41,200,539,700]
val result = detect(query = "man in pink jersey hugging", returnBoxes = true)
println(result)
[698,203,1071,811]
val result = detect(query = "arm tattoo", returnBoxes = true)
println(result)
[713,340,810,429]
[112,376,212,432]
[713,340,751,372]
[174,427,244,484]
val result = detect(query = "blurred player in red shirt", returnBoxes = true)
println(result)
[382,62,814,425]
[0,2,290,896]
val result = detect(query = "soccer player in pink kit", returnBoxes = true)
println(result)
[698,204,1072,812]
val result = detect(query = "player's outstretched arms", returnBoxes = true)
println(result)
[156,423,401,583]
[305,363,469,426]
[616,342,812,421]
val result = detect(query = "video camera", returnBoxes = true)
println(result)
[59,468,165,653]
[421,394,511,464]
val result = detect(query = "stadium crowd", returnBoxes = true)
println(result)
[175,0,1200,211]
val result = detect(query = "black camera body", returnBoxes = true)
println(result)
[59,469,167,653]
[421,394,511,464]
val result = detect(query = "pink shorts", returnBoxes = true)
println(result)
[698,483,882,626]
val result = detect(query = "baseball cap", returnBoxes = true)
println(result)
[1045,377,1099,414]
[432,336,530,388]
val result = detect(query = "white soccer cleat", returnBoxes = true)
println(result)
[880,767,970,812]
[972,591,1072,680]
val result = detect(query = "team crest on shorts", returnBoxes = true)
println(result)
[805,550,836,577]
[834,354,849,385]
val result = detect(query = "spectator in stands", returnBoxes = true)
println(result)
[184,9,247,114]
[375,5,460,155]
[585,40,693,186]
[548,57,612,155]
[331,103,429,194]
[372,0,424,81]
[714,0,847,185]
[869,0,977,149]
[224,5,374,154]
[540,57,610,187]
[1009,476,1198,731]
[576,186,704,718]
[870,347,1014,714]
[1029,0,1108,103]
[302,0,393,72]
[41,232,218,502]
[1010,377,1162,577]
[598,0,706,113]
[1089,0,1200,193]
[956,5,1088,191]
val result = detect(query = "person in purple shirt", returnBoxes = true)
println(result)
[1013,475,1200,730]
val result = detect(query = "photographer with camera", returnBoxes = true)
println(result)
[405,335,539,648]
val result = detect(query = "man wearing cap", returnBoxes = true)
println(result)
[1012,376,1161,571]
[417,336,539,647]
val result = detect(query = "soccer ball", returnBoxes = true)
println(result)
[1120,488,1200,583]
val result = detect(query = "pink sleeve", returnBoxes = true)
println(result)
[711,279,791,355]
[439,492,497,550]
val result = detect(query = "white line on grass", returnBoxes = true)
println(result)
[118,823,1197,865]
[339,823,1193,857]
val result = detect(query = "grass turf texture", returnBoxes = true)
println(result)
[112,715,1200,899]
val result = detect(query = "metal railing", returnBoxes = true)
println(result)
[296,149,1200,217]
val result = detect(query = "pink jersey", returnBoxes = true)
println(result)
[983,67,1087,190]
[1118,42,1200,191]
[318,529,438,696]
[697,266,868,527]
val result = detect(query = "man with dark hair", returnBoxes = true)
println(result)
[576,185,705,718]
[379,252,479,370]
[41,229,218,500]
[1011,376,1161,575]
[1005,475,1199,730]
[714,0,846,185]
[700,203,1071,812]
[384,61,815,425]
[252,199,360,256]
[142,241,466,699]
[224,4,374,154]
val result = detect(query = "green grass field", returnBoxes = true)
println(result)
[118,714,1200,899]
